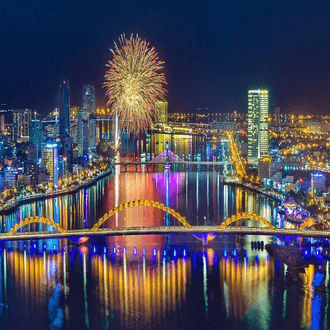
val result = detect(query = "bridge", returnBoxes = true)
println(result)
[114,161,232,166]
[1,199,327,241]
[3,226,330,241]
[115,149,232,166]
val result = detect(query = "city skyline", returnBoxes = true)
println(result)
[2,1,330,328]
[2,1,330,115]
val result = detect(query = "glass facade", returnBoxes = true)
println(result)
[59,80,70,138]
[41,142,59,188]
[82,85,95,115]
[248,89,269,166]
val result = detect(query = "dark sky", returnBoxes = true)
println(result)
[1,0,330,115]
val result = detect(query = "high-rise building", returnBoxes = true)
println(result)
[275,107,280,125]
[89,115,97,153]
[96,124,100,144]
[82,85,95,115]
[29,119,43,152]
[0,115,5,134]
[24,161,39,185]
[58,155,68,178]
[4,167,17,188]
[27,144,38,162]
[311,172,326,194]
[59,80,70,138]
[248,89,269,166]
[62,137,73,173]
[12,108,32,142]
[77,109,89,157]
[42,142,59,188]
[155,101,168,124]
[70,118,78,145]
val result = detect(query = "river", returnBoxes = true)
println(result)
[0,132,327,329]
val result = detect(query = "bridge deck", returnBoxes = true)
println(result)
[1,226,330,241]
[115,161,232,165]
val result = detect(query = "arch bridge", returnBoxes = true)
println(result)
[4,199,318,238]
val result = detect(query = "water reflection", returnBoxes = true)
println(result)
[1,169,277,235]
[0,240,329,329]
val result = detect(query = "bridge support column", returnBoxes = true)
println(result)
[202,235,208,246]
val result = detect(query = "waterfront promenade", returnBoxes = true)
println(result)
[0,167,113,213]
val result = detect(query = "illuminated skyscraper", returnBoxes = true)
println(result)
[248,89,269,166]
[59,80,70,138]
[89,114,97,153]
[12,108,32,142]
[42,142,59,188]
[29,118,43,153]
[77,108,89,157]
[0,115,5,134]
[155,101,168,124]
[82,85,95,115]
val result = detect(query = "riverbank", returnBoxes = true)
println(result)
[223,179,284,202]
[0,166,113,215]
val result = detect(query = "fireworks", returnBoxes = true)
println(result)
[104,34,167,133]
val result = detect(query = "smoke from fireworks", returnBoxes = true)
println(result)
[104,34,167,133]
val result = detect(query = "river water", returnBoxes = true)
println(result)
[0,133,328,329]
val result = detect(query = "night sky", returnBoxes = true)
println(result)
[1,0,330,115]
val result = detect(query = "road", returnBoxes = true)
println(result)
[1,226,330,241]
[115,161,233,166]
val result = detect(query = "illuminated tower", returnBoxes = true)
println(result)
[77,108,89,157]
[12,108,32,142]
[248,89,269,166]
[82,85,95,115]
[89,114,97,153]
[42,142,59,189]
[29,118,44,154]
[59,80,70,138]
[155,101,168,124]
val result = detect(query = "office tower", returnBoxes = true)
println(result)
[12,109,32,142]
[77,109,89,157]
[275,107,280,125]
[27,144,38,162]
[0,115,5,133]
[4,167,18,187]
[248,89,269,166]
[155,101,168,124]
[42,142,59,188]
[29,118,43,152]
[62,137,73,173]
[89,115,97,153]
[59,80,70,138]
[311,172,326,193]
[24,161,39,185]
[82,85,96,115]
[58,155,68,178]
[70,118,78,145]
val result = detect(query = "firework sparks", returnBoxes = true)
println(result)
[104,34,167,133]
